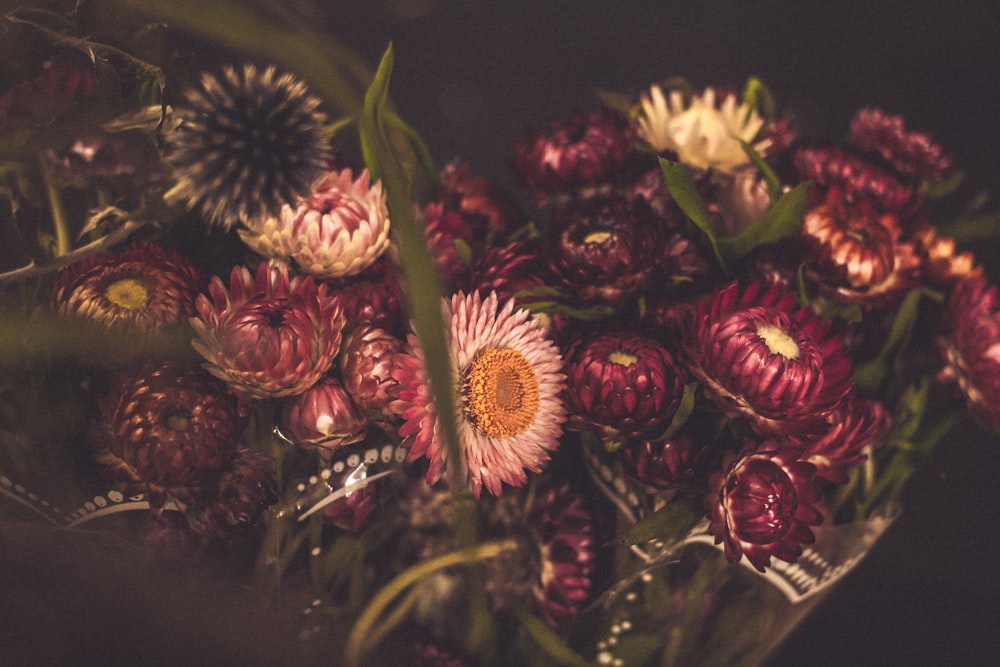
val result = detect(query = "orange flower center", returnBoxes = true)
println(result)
[105,278,150,311]
[755,322,800,359]
[463,346,541,439]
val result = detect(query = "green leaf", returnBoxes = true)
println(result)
[512,602,591,667]
[623,495,704,546]
[853,288,923,391]
[741,76,777,121]
[657,383,698,441]
[739,139,782,201]
[716,181,811,265]
[920,170,964,199]
[594,88,635,117]
[939,211,1000,243]
[659,158,726,272]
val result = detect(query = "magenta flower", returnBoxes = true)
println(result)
[564,331,685,442]
[437,158,525,241]
[193,448,278,539]
[798,398,892,484]
[849,108,954,182]
[338,324,406,414]
[190,261,344,398]
[706,440,822,572]
[681,281,854,437]
[280,376,369,452]
[937,277,1000,429]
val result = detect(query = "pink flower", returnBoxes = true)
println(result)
[191,262,344,398]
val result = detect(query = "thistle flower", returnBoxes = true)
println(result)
[338,323,406,413]
[547,196,661,305]
[93,361,242,514]
[280,376,369,451]
[166,64,329,229]
[936,277,1000,429]
[240,167,391,279]
[635,85,770,174]
[511,107,636,201]
[681,281,854,437]
[706,439,822,572]
[393,291,567,497]
[52,241,203,335]
[849,108,954,182]
[193,448,278,539]
[800,188,921,304]
[190,262,344,398]
[564,332,685,442]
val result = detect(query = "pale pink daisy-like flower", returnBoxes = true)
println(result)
[393,291,567,497]
[239,167,391,279]
[635,85,770,174]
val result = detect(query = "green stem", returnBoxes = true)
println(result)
[344,539,519,667]
[42,161,71,257]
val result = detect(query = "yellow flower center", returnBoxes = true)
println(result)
[584,230,612,244]
[104,278,150,311]
[756,322,800,359]
[463,346,541,439]
[164,410,191,432]
[608,350,638,366]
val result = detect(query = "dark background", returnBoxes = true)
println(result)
[2,1,999,665]
[318,1,1000,665]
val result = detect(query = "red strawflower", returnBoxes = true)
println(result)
[706,439,822,572]
[800,187,921,304]
[564,331,685,442]
[327,256,407,338]
[190,261,344,398]
[437,158,525,241]
[511,106,636,202]
[849,108,954,182]
[338,323,406,414]
[419,201,476,288]
[798,398,892,484]
[93,361,242,514]
[681,281,854,437]
[193,448,278,539]
[464,241,547,307]
[0,49,95,131]
[547,196,661,305]
[936,277,1000,429]
[793,146,917,214]
[620,431,713,493]
[280,376,369,452]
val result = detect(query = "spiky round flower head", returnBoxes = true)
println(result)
[280,376,369,452]
[190,261,344,398]
[936,277,1000,429]
[51,243,203,360]
[681,281,854,437]
[485,476,596,625]
[93,361,242,514]
[800,187,921,304]
[793,146,917,214]
[635,85,770,174]
[166,64,329,229]
[849,108,954,182]
[706,439,822,572]
[547,195,661,305]
[438,158,525,241]
[339,323,406,414]
[240,167,391,278]
[392,291,567,497]
[511,106,636,202]
[798,398,892,484]
[564,332,685,442]
[192,448,278,539]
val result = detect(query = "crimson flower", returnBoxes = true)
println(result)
[706,440,822,572]
[190,261,344,398]
[681,281,854,437]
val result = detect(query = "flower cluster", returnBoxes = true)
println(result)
[1,21,997,667]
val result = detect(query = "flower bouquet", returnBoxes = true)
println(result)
[2,2,998,666]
